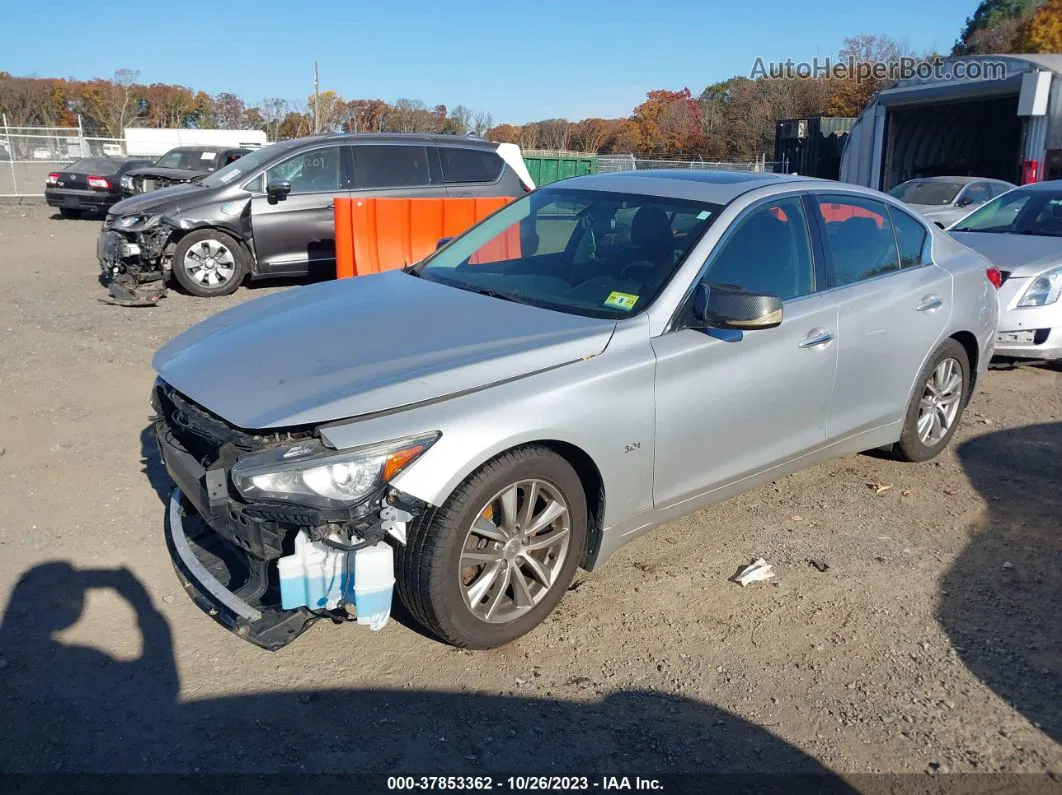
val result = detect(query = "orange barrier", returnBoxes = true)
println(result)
[335,197,515,279]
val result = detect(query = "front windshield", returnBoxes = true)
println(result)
[198,144,278,188]
[153,148,218,172]
[952,189,1062,236]
[415,187,722,318]
[887,180,963,206]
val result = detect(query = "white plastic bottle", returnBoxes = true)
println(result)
[351,541,395,630]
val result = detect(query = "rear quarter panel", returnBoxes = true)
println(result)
[930,228,998,388]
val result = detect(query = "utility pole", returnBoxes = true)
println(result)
[313,61,320,134]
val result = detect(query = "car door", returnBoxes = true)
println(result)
[651,194,839,508]
[249,144,352,276]
[811,193,951,440]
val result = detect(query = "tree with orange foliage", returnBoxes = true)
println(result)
[1015,0,1062,50]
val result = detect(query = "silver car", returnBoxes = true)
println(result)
[888,176,1015,229]
[950,180,1062,364]
[153,171,998,649]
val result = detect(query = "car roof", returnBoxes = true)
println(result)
[998,179,1062,193]
[551,170,825,204]
[283,132,500,150]
[900,176,992,184]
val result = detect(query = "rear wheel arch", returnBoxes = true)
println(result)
[949,330,980,400]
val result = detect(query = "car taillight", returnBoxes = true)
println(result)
[522,181,533,193]
[87,176,111,190]
[46,173,60,186]
[986,267,1003,289]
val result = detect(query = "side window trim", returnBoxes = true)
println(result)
[664,190,819,334]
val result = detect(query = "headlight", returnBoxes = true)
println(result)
[117,214,160,231]
[120,175,133,190]
[231,433,439,510]
[1017,266,1062,307]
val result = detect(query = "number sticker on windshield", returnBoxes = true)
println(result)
[604,291,639,311]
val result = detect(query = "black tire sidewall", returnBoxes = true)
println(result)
[897,339,970,462]
[172,229,247,297]
[423,450,587,648]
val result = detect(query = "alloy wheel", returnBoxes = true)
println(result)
[458,479,572,623]
[917,357,963,445]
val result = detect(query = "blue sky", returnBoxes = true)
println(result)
[7,0,974,123]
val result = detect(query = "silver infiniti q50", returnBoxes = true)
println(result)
[151,171,999,649]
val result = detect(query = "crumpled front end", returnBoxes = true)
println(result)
[97,212,176,306]
[152,381,422,650]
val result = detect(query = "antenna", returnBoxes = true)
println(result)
[313,61,320,134]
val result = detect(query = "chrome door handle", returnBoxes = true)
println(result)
[917,295,943,312]
[798,329,834,349]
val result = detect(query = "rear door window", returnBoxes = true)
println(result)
[814,196,900,286]
[887,206,930,267]
[353,145,432,189]
[439,147,503,183]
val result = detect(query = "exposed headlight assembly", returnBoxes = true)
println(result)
[231,433,439,510]
[117,214,161,231]
[120,175,133,190]
[1017,265,1062,307]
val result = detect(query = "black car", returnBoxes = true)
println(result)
[121,146,254,196]
[99,134,534,305]
[45,157,152,218]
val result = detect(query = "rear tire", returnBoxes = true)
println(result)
[894,338,970,462]
[171,229,248,297]
[58,207,81,219]
[396,446,588,648]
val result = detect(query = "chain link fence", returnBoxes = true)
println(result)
[596,154,778,174]
[1,124,125,197]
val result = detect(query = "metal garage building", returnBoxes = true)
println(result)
[840,54,1062,191]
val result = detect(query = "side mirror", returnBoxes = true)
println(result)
[266,181,291,202]
[955,196,972,208]
[693,284,783,331]
[436,236,453,251]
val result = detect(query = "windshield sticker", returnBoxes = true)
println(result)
[604,291,639,311]
[200,151,216,160]
[696,210,711,220]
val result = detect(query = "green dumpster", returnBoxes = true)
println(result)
[523,154,597,187]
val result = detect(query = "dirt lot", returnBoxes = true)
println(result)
[0,201,1059,783]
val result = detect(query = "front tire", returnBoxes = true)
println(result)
[397,446,588,648]
[172,229,248,297]
[895,338,970,462]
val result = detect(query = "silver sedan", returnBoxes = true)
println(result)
[152,171,999,649]
[950,180,1062,363]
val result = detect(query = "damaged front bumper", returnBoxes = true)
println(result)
[166,489,318,650]
[152,382,414,650]
[98,220,174,306]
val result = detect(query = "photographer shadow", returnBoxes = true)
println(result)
[0,562,856,788]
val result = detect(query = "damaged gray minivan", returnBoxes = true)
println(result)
[99,133,533,304]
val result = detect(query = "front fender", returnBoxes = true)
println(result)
[318,318,657,531]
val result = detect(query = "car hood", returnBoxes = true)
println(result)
[153,271,617,429]
[949,232,1062,276]
[109,182,206,215]
[125,166,207,182]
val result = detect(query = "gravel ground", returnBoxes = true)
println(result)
[0,202,1059,783]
